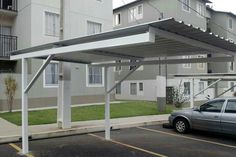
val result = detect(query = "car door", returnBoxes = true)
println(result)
[221,99,236,135]
[192,99,225,132]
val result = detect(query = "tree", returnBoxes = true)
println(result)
[4,75,17,112]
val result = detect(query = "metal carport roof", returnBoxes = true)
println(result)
[10,18,236,63]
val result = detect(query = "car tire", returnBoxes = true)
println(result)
[174,118,189,134]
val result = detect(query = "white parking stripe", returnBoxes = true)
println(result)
[137,127,236,149]
[89,133,168,157]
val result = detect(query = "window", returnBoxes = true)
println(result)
[196,2,204,17]
[139,82,143,91]
[197,55,205,70]
[225,100,236,113]
[44,62,59,87]
[229,18,233,29]
[130,60,137,70]
[200,100,224,113]
[183,56,191,68]
[182,0,190,12]
[184,82,190,95]
[130,83,137,95]
[129,4,143,22]
[114,13,121,26]
[87,21,102,35]
[230,82,235,92]
[116,83,121,94]
[45,12,60,37]
[0,26,11,35]
[198,82,204,95]
[87,66,104,87]
[230,62,234,71]
[115,60,122,71]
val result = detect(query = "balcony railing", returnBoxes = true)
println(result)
[0,34,17,57]
[0,0,17,12]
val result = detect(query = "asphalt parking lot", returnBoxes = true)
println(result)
[1,124,236,157]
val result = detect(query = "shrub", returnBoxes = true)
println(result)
[4,75,17,112]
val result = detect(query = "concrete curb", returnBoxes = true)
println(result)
[0,120,167,144]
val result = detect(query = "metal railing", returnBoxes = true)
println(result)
[0,0,17,12]
[0,34,17,57]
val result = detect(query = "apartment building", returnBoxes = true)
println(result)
[113,0,236,102]
[206,6,236,97]
[0,0,114,111]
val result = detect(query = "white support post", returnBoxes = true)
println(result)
[21,58,29,154]
[57,62,71,129]
[104,67,111,140]
[190,78,194,108]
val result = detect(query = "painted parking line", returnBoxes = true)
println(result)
[137,126,236,149]
[9,143,35,157]
[89,133,168,157]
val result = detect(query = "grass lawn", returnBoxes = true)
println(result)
[0,101,174,126]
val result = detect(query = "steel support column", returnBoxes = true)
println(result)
[21,58,29,154]
[104,67,111,140]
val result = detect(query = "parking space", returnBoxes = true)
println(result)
[1,124,236,157]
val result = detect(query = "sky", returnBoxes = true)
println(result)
[113,0,236,14]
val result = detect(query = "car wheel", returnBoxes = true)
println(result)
[174,118,189,134]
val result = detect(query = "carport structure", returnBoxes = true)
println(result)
[10,18,236,154]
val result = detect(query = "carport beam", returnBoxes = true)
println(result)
[22,58,29,154]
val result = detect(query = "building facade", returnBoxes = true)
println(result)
[113,0,236,102]
[0,0,114,111]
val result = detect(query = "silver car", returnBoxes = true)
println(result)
[169,98,236,135]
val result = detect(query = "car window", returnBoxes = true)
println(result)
[225,100,236,113]
[200,100,225,113]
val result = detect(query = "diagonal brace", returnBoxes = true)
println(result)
[194,79,222,98]
[215,84,236,98]
[24,55,54,93]
[106,65,141,94]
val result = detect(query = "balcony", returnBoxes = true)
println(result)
[0,34,17,58]
[0,0,17,17]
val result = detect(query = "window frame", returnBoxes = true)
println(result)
[86,65,104,87]
[229,18,233,30]
[229,62,234,72]
[87,21,102,35]
[129,4,143,22]
[130,82,137,95]
[197,55,205,70]
[182,0,191,13]
[198,81,205,95]
[196,1,204,18]
[139,82,144,92]
[114,12,121,26]
[115,60,122,72]
[116,82,121,95]
[43,61,59,88]
[184,82,191,96]
[230,82,235,92]
[182,56,191,68]
[44,11,60,37]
